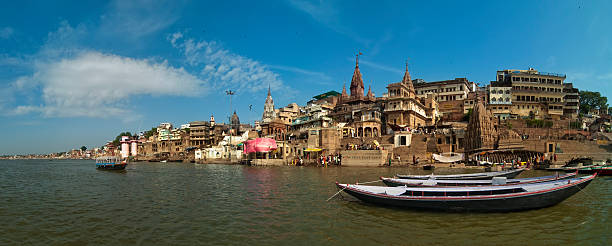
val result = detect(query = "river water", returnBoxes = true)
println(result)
[0,160,609,245]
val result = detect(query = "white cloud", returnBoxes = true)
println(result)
[170,32,284,93]
[0,27,13,39]
[12,51,206,117]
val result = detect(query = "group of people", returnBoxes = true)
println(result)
[345,144,380,150]
[290,154,342,166]
[317,154,342,166]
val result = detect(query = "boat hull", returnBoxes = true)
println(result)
[381,173,576,187]
[397,169,524,180]
[338,178,594,212]
[96,163,127,170]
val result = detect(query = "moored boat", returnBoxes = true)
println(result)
[396,168,525,180]
[336,173,596,212]
[381,172,577,187]
[95,156,127,170]
[584,165,612,176]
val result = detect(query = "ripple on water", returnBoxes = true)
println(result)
[0,161,610,245]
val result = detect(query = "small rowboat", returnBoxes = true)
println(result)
[396,168,525,180]
[581,165,612,176]
[96,156,127,170]
[381,172,576,187]
[336,173,596,212]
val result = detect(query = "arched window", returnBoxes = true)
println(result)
[492,97,497,102]
[505,98,510,102]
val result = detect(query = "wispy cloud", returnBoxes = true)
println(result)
[288,0,371,45]
[349,57,403,74]
[169,32,285,94]
[0,26,13,39]
[98,0,180,40]
[269,65,331,81]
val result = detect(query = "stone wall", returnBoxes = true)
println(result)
[341,149,389,166]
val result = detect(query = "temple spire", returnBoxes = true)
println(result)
[402,59,414,93]
[267,84,271,97]
[341,83,348,99]
[350,51,365,98]
[366,84,373,99]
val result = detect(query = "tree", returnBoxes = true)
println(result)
[580,91,608,115]
[80,146,87,152]
[144,127,157,138]
[462,108,473,122]
[112,132,132,147]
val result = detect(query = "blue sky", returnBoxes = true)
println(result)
[1,0,611,154]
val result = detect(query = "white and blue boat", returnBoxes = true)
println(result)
[95,156,127,170]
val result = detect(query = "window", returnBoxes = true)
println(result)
[492,98,497,102]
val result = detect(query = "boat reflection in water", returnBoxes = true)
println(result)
[337,173,597,212]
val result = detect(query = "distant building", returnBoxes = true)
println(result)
[385,62,432,129]
[496,68,576,119]
[488,81,513,120]
[414,78,474,121]
[331,55,381,137]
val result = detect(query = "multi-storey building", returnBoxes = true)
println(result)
[488,81,513,120]
[189,120,212,147]
[414,78,474,121]
[414,78,473,102]
[275,103,300,125]
[385,63,432,129]
[563,83,580,118]
[496,68,576,119]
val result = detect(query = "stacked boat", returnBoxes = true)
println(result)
[336,169,597,212]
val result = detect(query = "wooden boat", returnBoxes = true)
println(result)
[381,172,576,187]
[423,164,435,170]
[95,156,127,170]
[336,173,596,212]
[396,168,525,180]
[596,166,612,176]
[581,165,612,176]
[546,157,593,171]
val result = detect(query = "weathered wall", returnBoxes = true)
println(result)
[341,149,389,166]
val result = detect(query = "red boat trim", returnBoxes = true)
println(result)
[341,173,596,201]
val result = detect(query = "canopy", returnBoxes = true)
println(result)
[243,138,277,153]
[304,148,322,152]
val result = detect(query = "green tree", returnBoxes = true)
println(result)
[580,91,608,115]
[462,108,473,122]
[80,146,87,152]
[144,127,157,138]
[112,132,132,147]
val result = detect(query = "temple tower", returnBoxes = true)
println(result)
[262,85,276,123]
[349,54,365,99]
